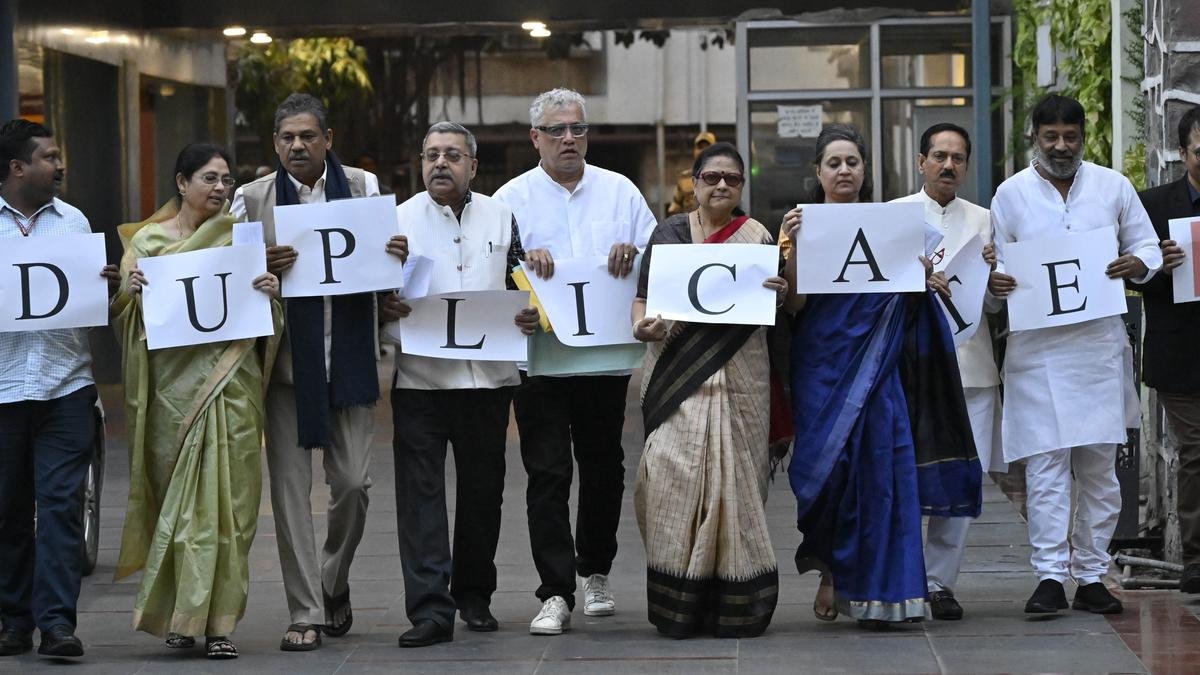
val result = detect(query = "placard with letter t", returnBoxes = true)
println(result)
[791,202,926,294]
[274,195,404,297]
[0,232,109,332]
[1004,227,1126,331]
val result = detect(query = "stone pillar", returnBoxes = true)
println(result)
[1143,0,1200,186]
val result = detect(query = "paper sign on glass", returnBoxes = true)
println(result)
[1168,217,1200,304]
[792,202,926,294]
[935,235,991,347]
[274,195,404,297]
[519,255,640,347]
[139,244,275,350]
[1005,228,1126,331]
[390,290,529,362]
[0,233,109,332]
[644,243,778,326]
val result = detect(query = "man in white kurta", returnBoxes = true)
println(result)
[893,122,1005,621]
[492,88,657,635]
[989,95,1161,616]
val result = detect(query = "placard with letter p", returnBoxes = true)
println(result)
[0,232,109,332]
[645,243,779,325]
[274,195,404,297]
[1004,228,1126,331]
[792,202,926,294]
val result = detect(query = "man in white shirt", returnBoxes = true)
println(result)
[492,88,657,635]
[389,122,539,647]
[230,94,405,651]
[894,123,1004,621]
[988,94,1162,616]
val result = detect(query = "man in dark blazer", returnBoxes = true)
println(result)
[1134,104,1200,591]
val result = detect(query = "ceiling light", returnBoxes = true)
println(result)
[222,26,247,37]
[530,27,551,38]
[249,32,272,44]
[60,28,77,36]
[84,31,110,44]
[521,21,546,31]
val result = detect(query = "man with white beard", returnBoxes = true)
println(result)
[893,122,1004,621]
[988,94,1161,615]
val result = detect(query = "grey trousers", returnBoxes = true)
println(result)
[265,382,375,626]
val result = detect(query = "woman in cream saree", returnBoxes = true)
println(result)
[112,144,281,659]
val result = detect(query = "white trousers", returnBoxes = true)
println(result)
[926,516,970,592]
[1024,443,1121,584]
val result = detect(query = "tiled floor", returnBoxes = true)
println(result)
[3,369,1198,673]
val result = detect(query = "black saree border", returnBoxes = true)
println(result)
[646,567,779,638]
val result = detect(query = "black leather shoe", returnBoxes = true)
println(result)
[928,590,964,620]
[398,620,452,648]
[1024,579,1068,614]
[0,626,33,656]
[1180,563,1200,594]
[1072,582,1123,614]
[459,605,499,632]
[37,625,83,657]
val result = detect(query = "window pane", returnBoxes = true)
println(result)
[748,26,870,91]
[880,23,1005,89]
[748,99,872,230]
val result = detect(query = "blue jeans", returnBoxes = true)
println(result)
[0,385,96,633]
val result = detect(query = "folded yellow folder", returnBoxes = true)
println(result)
[510,266,553,333]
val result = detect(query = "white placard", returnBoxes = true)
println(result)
[1168,217,1200,304]
[793,202,927,294]
[232,221,264,246]
[1005,228,1126,331]
[644,244,778,326]
[391,290,529,361]
[401,254,434,300]
[139,244,275,350]
[274,195,404,297]
[519,255,639,347]
[0,233,109,332]
[934,235,990,347]
[777,104,822,139]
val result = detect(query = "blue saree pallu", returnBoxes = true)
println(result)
[787,291,981,622]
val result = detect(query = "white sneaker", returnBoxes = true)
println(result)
[582,574,616,616]
[530,596,571,635]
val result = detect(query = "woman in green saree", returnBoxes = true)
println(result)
[112,143,282,659]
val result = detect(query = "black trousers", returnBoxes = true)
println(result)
[1160,392,1200,564]
[0,385,96,633]
[513,374,629,609]
[392,387,511,630]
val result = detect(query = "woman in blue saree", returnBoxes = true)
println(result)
[780,125,981,627]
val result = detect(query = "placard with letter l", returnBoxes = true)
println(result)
[792,202,927,294]
[1168,217,1200,304]
[274,195,404,297]
[518,255,640,346]
[388,290,530,361]
[0,232,109,332]
[644,243,778,325]
[139,244,275,350]
[1004,227,1126,331]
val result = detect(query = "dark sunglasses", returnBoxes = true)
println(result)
[697,171,745,188]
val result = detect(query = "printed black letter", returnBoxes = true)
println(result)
[316,227,356,285]
[442,297,486,349]
[176,273,232,332]
[13,262,69,320]
[1043,259,1087,316]
[833,228,889,283]
[567,281,594,336]
[687,263,736,315]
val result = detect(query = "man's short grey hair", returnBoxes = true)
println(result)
[529,88,587,127]
[274,93,329,133]
[423,121,477,157]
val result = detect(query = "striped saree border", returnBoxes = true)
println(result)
[646,567,779,638]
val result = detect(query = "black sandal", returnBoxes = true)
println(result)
[323,588,353,637]
[279,623,322,652]
[165,632,195,649]
[205,636,238,659]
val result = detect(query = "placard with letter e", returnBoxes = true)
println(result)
[0,232,110,332]
[389,290,530,362]
[1004,228,1126,331]
[644,243,778,325]
[139,244,275,350]
[1168,217,1200,304]
[934,235,991,346]
[792,202,926,294]
[274,195,404,297]
[518,255,640,346]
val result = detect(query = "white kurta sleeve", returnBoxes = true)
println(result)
[630,190,657,248]
[1116,179,1162,284]
[230,186,248,222]
[364,171,382,198]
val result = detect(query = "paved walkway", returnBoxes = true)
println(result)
[3,371,1199,674]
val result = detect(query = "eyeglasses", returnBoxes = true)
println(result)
[198,172,236,187]
[420,149,472,163]
[697,171,744,188]
[534,123,589,139]
[276,132,323,146]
